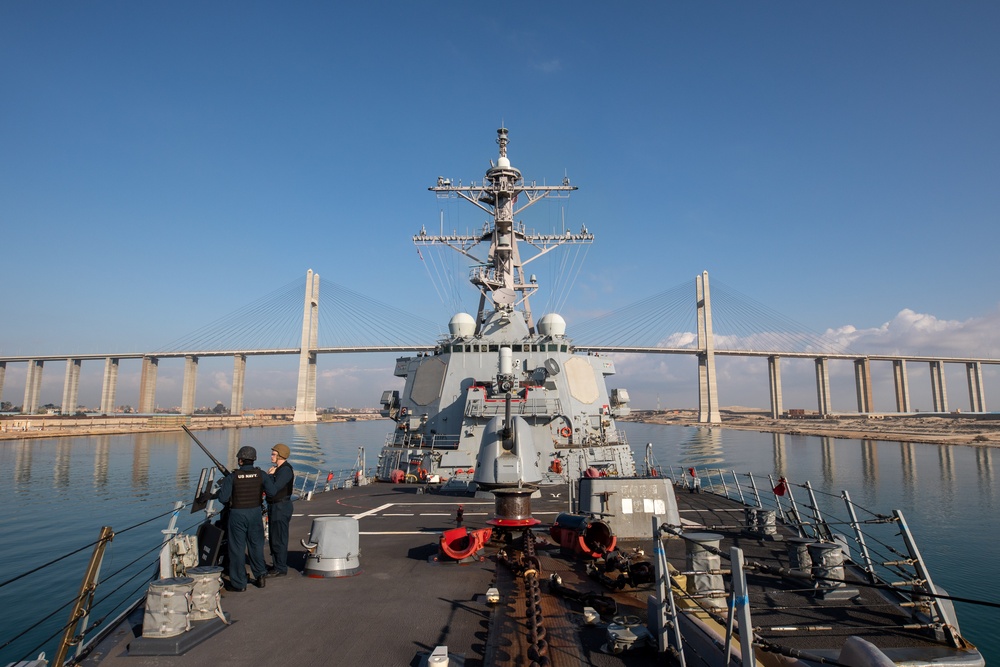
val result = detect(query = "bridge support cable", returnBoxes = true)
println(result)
[294,269,320,423]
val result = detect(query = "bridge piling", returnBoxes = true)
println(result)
[854,358,873,413]
[294,269,319,423]
[62,358,82,415]
[815,358,832,416]
[181,355,199,415]
[892,359,911,413]
[696,271,721,424]
[929,360,948,412]
[100,357,119,415]
[231,354,247,415]
[966,361,986,412]
[768,356,783,418]
[138,356,159,414]
[22,360,43,415]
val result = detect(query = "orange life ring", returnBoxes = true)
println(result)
[559,426,572,438]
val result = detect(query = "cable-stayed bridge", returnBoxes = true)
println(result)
[1,270,997,423]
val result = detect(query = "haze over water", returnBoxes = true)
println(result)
[1,421,996,663]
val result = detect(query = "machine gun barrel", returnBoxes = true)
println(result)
[181,424,230,475]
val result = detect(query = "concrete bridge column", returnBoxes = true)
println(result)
[892,360,911,413]
[22,360,43,415]
[854,358,873,413]
[294,269,320,423]
[696,271,721,424]
[61,358,82,415]
[138,357,159,414]
[100,358,119,415]
[815,357,832,416]
[966,361,986,412]
[231,354,246,415]
[181,355,199,415]
[929,360,948,412]
[768,355,783,418]
[0,361,6,404]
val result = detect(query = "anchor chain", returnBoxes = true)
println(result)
[498,530,549,667]
[521,531,549,667]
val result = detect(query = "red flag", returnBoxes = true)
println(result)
[773,478,787,496]
[688,467,696,477]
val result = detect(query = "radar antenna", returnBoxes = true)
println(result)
[418,128,591,334]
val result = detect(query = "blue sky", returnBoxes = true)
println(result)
[2,2,999,412]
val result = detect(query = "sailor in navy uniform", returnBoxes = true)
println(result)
[266,443,295,576]
[217,446,277,591]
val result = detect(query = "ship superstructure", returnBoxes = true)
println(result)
[376,128,635,487]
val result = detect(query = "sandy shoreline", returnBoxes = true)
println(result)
[3,410,999,447]
[623,409,1000,448]
[0,414,383,441]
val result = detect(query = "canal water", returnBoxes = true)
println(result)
[1,421,997,664]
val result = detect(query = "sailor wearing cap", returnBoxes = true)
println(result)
[266,443,295,576]
[217,446,277,592]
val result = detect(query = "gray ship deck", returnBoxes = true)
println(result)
[78,480,982,667]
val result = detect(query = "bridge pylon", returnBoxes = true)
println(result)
[696,271,721,424]
[294,269,320,423]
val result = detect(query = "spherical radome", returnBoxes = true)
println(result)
[537,313,566,337]
[449,312,476,337]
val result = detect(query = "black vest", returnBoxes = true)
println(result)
[231,469,263,509]
[270,463,294,503]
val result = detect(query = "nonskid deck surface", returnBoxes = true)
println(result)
[664,489,975,662]
[83,482,646,667]
[80,481,973,667]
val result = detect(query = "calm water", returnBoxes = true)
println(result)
[1,421,997,663]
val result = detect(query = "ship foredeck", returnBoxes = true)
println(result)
[79,480,982,667]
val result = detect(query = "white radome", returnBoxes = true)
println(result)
[449,312,476,337]
[537,313,566,337]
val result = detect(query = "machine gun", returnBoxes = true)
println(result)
[182,424,230,475]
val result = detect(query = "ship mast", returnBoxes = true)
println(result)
[417,127,590,334]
